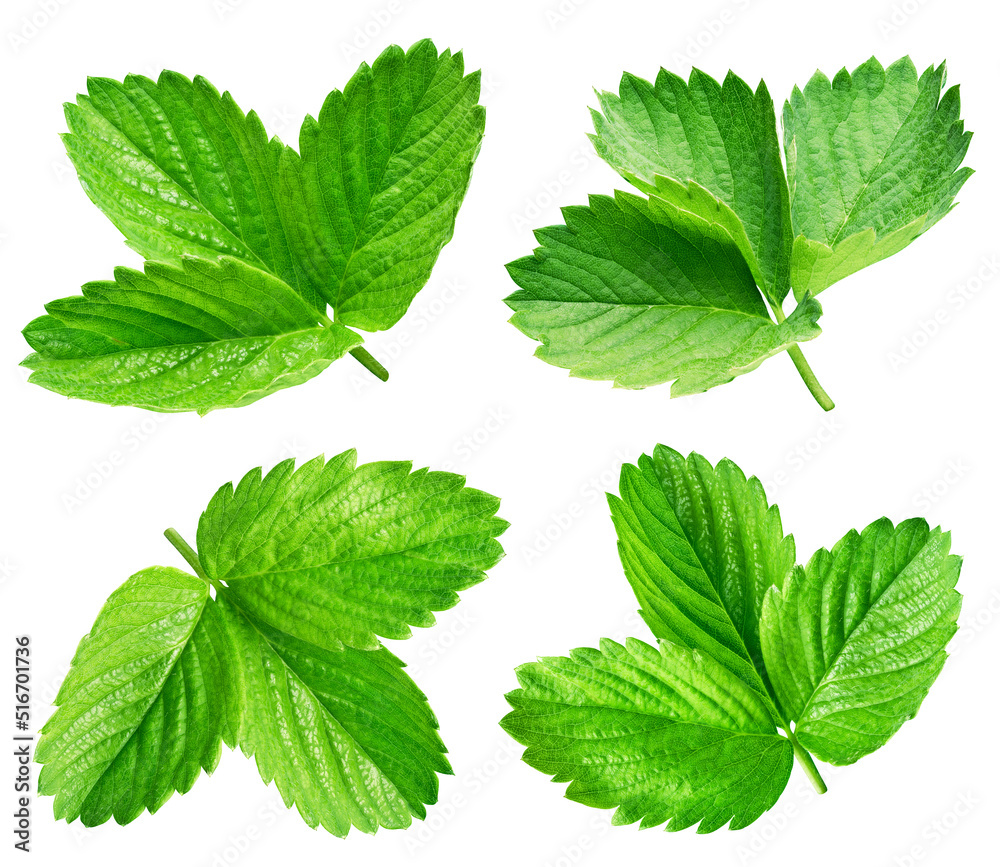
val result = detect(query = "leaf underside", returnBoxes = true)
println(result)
[505,192,821,397]
[591,66,793,305]
[506,56,971,404]
[783,57,972,298]
[23,39,485,412]
[37,452,507,835]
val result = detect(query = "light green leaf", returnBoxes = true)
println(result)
[36,567,240,826]
[501,637,793,833]
[505,192,821,397]
[63,70,298,293]
[36,453,506,834]
[215,593,449,835]
[609,446,795,707]
[21,257,361,414]
[60,40,483,328]
[783,57,973,298]
[761,518,962,765]
[591,68,793,303]
[197,450,508,651]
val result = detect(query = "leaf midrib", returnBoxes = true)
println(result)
[330,59,443,317]
[794,537,936,725]
[218,588,417,816]
[61,591,207,812]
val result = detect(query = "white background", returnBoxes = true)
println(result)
[1,0,997,864]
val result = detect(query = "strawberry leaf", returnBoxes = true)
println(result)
[35,452,506,834]
[783,58,973,298]
[23,39,484,412]
[505,448,963,831]
[760,518,962,765]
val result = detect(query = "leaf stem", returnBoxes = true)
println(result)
[164,528,219,591]
[788,729,828,795]
[348,347,389,382]
[769,301,835,412]
[318,311,389,382]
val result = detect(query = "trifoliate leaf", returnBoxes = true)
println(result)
[760,518,962,765]
[197,451,508,651]
[505,192,822,397]
[36,452,506,835]
[501,638,793,833]
[23,39,484,412]
[21,257,361,413]
[783,57,973,298]
[591,68,793,304]
[36,567,240,826]
[508,57,972,410]
[505,447,963,831]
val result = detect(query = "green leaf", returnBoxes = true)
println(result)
[21,257,361,414]
[36,453,506,835]
[509,57,972,410]
[61,40,483,328]
[63,70,297,289]
[609,446,795,707]
[501,637,793,833]
[215,594,449,835]
[505,192,821,397]
[783,57,973,298]
[760,518,962,765]
[505,447,964,830]
[197,450,508,651]
[24,40,483,412]
[36,567,240,826]
[591,68,793,304]
[281,40,485,330]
